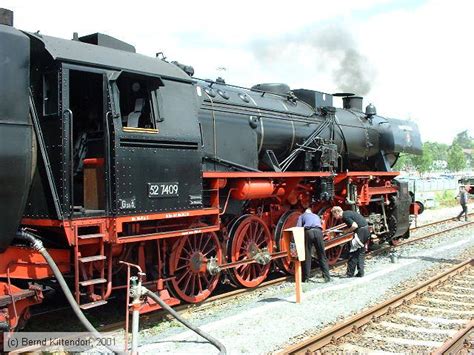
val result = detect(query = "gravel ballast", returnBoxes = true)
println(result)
[136,206,474,354]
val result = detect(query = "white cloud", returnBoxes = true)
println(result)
[352,0,474,144]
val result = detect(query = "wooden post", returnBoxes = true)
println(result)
[294,260,302,303]
[282,228,305,304]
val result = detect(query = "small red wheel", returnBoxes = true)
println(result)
[169,231,222,303]
[228,215,273,288]
[274,210,301,274]
[319,206,344,265]
[325,245,344,265]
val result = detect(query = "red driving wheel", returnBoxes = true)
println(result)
[274,210,301,275]
[228,215,273,288]
[169,230,222,303]
[319,206,344,265]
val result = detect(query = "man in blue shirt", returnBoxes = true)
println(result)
[297,208,331,282]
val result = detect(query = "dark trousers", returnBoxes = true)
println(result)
[347,226,369,277]
[303,228,330,280]
[457,204,468,221]
[347,248,365,277]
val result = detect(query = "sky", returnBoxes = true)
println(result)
[3,0,473,144]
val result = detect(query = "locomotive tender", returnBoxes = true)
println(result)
[0,9,422,331]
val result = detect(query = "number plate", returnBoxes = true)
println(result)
[118,197,136,210]
[148,182,179,198]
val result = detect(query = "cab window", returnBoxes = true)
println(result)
[116,74,162,130]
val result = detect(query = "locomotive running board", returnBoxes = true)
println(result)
[203,171,332,178]
[115,224,220,244]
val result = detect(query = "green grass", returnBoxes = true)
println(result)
[435,190,458,207]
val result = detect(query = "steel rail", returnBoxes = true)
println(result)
[280,258,473,355]
[362,220,474,260]
[432,319,474,355]
[400,220,474,246]
[410,212,473,231]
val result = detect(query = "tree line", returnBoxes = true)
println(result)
[394,130,473,173]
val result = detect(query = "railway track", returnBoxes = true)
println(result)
[410,212,473,232]
[97,215,474,333]
[281,258,474,354]
[433,319,474,354]
[25,215,474,334]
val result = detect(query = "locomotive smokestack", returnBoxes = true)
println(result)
[0,8,13,26]
[343,96,363,111]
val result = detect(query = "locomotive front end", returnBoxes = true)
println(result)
[380,117,423,163]
[0,9,35,251]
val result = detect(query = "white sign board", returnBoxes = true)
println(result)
[283,226,306,261]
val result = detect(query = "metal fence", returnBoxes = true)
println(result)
[410,178,459,192]
[399,177,459,208]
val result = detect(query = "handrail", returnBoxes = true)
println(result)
[28,91,62,218]
[64,109,74,219]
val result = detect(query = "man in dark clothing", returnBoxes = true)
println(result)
[331,206,370,277]
[296,208,331,282]
[456,186,469,221]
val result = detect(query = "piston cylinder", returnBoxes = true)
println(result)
[231,180,284,200]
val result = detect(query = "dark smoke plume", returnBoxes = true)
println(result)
[250,25,375,95]
[335,48,373,95]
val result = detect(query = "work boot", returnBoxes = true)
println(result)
[323,275,332,283]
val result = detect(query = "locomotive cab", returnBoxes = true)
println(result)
[25,47,113,219]
[23,32,203,222]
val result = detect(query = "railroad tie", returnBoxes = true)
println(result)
[453,279,472,285]
[433,291,474,299]
[397,312,469,325]
[338,343,395,354]
[422,297,474,307]
[451,285,474,292]
[377,321,457,336]
[409,304,474,315]
[362,332,444,348]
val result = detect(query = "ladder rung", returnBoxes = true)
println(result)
[79,255,106,263]
[79,300,108,310]
[79,278,107,287]
[78,233,105,240]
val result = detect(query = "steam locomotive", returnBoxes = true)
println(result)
[0,8,422,331]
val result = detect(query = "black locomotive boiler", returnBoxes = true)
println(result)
[0,9,422,332]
